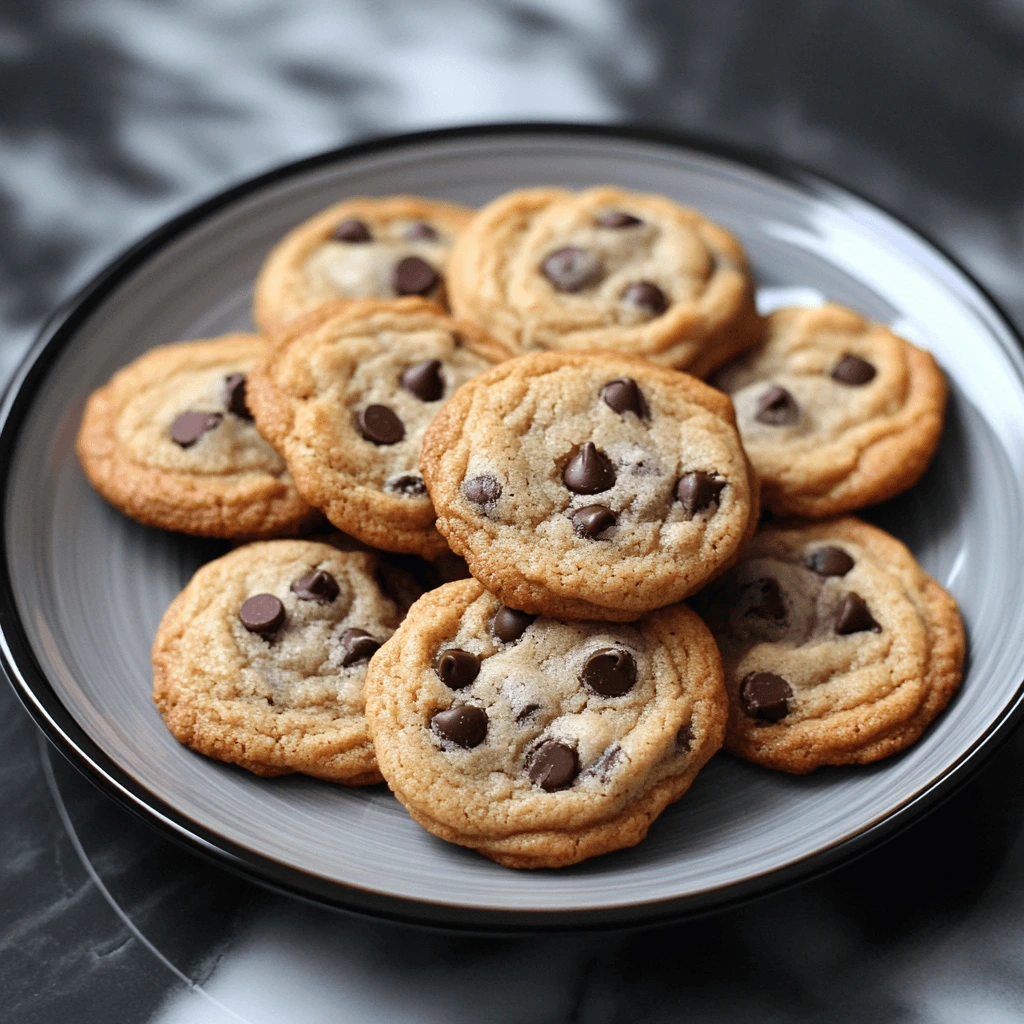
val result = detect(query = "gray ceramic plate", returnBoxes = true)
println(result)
[3,125,1024,929]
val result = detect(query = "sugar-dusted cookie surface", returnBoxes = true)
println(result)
[711,304,947,517]
[254,194,473,334]
[364,578,727,868]
[153,540,417,784]
[446,186,763,374]
[420,351,759,621]
[694,517,965,774]
[247,297,513,557]
[76,333,320,538]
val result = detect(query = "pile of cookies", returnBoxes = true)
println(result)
[76,186,965,870]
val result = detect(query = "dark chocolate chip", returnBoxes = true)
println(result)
[170,411,222,447]
[436,649,481,689]
[239,594,285,636]
[357,404,405,445]
[291,569,340,603]
[754,385,799,425]
[740,672,792,722]
[806,546,855,577]
[516,703,541,724]
[541,246,602,292]
[587,744,622,781]
[333,217,371,242]
[400,358,444,401]
[387,473,427,497]
[527,740,579,791]
[571,504,617,539]
[675,472,726,517]
[675,722,693,751]
[600,377,647,417]
[596,211,642,228]
[405,222,438,241]
[746,577,787,621]
[391,255,439,296]
[340,628,381,666]
[581,648,636,697]
[622,281,668,316]
[431,705,487,748]
[492,606,536,643]
[835,592,882,635]
[223,373,253,419]
[563,442,616,494]
[832,355,877,385]
[463,474,502,505]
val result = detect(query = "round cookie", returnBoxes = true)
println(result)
[446,186,763,374]
[76,333,320,538]
[247,297,514,557]
[254,194,474,335]
[364,578,727,868]
[711,304,948,517]
[420,351,759,621]
[693,517,965,774]
[153,539,417,784]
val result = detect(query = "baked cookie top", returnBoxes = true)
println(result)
[364,578,727,868]
[76,333,319,539]
[247,297,513,557]
[446,186,763,374]
[694,517,965,774]
[420,351,759,621]
[711,304,948,517]
[253,194,473,334]
[153,539,415,784]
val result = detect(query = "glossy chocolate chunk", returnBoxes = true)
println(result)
[239,594,285,636]
[462,474,502,505]
[740,672,792,722]
[622,281,668,316]
[541,246,601,292]
[600,377,647,417]
[387,473,427,497]
[223,373,253,419]
[581,647,636,697]
[571,504,616,539]
[492,606,536,643]
[291,568,340,603]
[675,472,725,517]
[170,411,222,448]
[527,740,579,791]
[746,577,787,621]
[400,358,444,401]
[391,255,439,296]
[516,703,541,724]
[835,592,882,635]
[596,210,642,228]
[754,385,799,425]
[436,649,481,690]
[333,217,371,242]
[431,705,487,748]
[831,355,876,385]
[405,221,438,241]
[340,627,381,666]
[563,443,616,494]
[806,546,855,577]
[587,744,621,781]
[357,404,405,445]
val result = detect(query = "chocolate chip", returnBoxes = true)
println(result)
[492,606,536,643]
[675,722,693,751]
[223,373,252,419]
[291,569,340,602]
[581,648,636,697]
[239,594,285,636]
[541,247,602,292]
[170,411,222,447]
[436,649,480,689]
[431,705,487,748]
[333,217,371,242]
[675,472,726,517]
[806,546,855,577]
[832,355,876,385]
[754,386,799,425]
[391,255,439,296]
[587,744,622,781]
[746,578,787,621]
[527,740,579,791]
[835,593,882,635]
[357,405,405,445]
[563,442,616,494]
[387,473,427,497]
[405,222,438,241]
[596,211,642,228]
[600,377,647,417]
[572,505,616,539]
[516,703,541,724]
[740,672,792,722]
[463,474,502,505]
[340,628,381,666]
[622,281,668,316]
[400,358,444,401]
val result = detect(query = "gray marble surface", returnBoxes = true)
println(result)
[2,1,1024,1020]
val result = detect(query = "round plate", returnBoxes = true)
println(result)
[3,125,1024,930]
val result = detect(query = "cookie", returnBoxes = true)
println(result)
[247,297,513,557]
[363,578,727,868]
[76,333,320,538]
[711,304,948,517]
[153,539,418,784]
[420,351,759,621]
[446,186,763,374]
[253,194,474,335]
[693,517,965,774]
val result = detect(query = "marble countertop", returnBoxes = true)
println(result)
[3,1,1024,1020]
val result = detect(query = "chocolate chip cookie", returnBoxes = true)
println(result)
[77,333,320,538]
[446,186,763,374]
[254,194,473,335]
[694,517,965,774]
[247,297,513,557]
[420,351,759,621]
[711,304,948,517]
[363,578,727,868]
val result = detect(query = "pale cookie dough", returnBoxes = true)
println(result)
[364,578,727,868]
[153,540,417,784]
[247,297,514,557]
[76,333,320,538]
[694,517,965,774]
[420,351,759,621]
[711,304,948,517]
[254,194,474,335]
[446,186,763,374]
